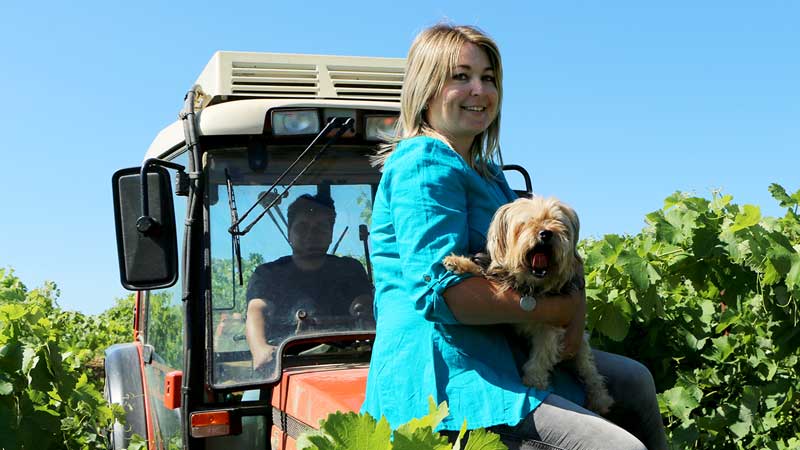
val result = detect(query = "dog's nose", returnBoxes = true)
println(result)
[539,230,553,241]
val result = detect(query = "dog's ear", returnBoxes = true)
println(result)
[486,201,515,262]
[560,203,582,263]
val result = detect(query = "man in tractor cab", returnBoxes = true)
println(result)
[245,193,373,370]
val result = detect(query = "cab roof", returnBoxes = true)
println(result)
[146,51,405,160]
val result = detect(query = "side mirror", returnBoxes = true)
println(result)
[112,165,179,290]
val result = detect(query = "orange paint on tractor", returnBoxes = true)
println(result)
[270,364,369,449]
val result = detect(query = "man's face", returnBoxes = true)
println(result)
[288,209,334,258]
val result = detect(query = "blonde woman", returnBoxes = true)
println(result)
[362,24,667,450]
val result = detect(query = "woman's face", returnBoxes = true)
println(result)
[426,42,498,156]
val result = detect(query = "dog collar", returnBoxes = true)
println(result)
[519,295,537,312]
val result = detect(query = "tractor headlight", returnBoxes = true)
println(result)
[271,109,320,136]
[365,115,398,141]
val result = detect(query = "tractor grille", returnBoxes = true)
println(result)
[194,52,405,105]
[231,61,319,98]
[327,64,404,101]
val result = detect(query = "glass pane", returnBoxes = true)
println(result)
[207,147,378,386]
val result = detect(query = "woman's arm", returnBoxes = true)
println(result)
[560,292,587,358]
[443,277,583,327]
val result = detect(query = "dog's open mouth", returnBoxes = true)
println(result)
[528,245,551,278]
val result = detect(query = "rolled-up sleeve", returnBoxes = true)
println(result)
[383,139,473,323]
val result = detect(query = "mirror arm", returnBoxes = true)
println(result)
[138,158,186,235]
[501,164,532,193]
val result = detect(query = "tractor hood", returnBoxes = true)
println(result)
[272,364,369,429]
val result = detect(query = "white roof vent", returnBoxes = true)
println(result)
[194,51,405,107]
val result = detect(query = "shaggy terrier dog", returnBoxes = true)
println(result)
[444,197,614,414]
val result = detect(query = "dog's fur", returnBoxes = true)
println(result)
[443,197,614,414]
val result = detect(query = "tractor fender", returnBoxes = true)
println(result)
[104,343,148,449]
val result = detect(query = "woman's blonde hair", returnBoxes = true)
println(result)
[372,24,503,177]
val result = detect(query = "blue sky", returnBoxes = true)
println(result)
[1,1,797,314]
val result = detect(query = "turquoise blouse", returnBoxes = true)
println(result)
[361,136,584,431]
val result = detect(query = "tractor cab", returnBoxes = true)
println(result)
[107,51,404,449]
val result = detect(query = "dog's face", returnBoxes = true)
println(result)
[486,197,581,291]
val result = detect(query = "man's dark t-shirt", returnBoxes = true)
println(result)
[246,255,372,340]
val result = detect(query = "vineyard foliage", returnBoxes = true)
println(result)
[298,397,507,450]
[1,184,799,449]
[0,271,133,449]
[583,184,800,449]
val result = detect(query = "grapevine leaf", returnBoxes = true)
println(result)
[463,428,509,450]
[667,420,699,448]
[21,345,39,378]
[32,404,60,417]
[695,409,729,433]
[590,298,631,342]
[786,254,800,289]
[0,341,23,378]
[763,260,781,286]
[767,243,794,275]
[768,184,793,208]
[729,205,761,233]
[698,299,716,327]
[393,426,451,450]
[690,225,719,259]
[452,419,468,450]
[0,380,12,395]
[663,192,686,209]
[651,207,699,246]
[761,411,779,431]
[710,193,733,212]
[1,303,26,321]
[617,251,661,291]
[617,251,652,291]
[729,420,751,439]
[306,411,392,450]
[665,207,700,244]
[715,308,739,334]
[396,396,449,436]
[599,234,625,265]
[637,286,661,321]
[646,211,681,245]
[659,386,701,421]
[683,330,707,351]
[707,335,735,362]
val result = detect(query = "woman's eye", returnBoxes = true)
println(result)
[482,75,496,83]
[452,73,468,81]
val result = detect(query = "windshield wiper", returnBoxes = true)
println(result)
[259,191,290,245]
[228,117,354,237]
[224,169,244,287]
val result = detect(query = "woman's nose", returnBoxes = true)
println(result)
[469,77,485,95]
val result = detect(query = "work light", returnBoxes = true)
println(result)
[365,115,398,141]
[271,109,320,136]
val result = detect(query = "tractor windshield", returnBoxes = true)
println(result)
[206,144,379,387]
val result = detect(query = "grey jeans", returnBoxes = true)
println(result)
[443,350,668,450]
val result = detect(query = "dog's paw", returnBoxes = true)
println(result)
[521,371,550,391]
[443,255,482,275]
[586,388,614,415]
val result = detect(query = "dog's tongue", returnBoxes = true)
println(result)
[532,253,549,270]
